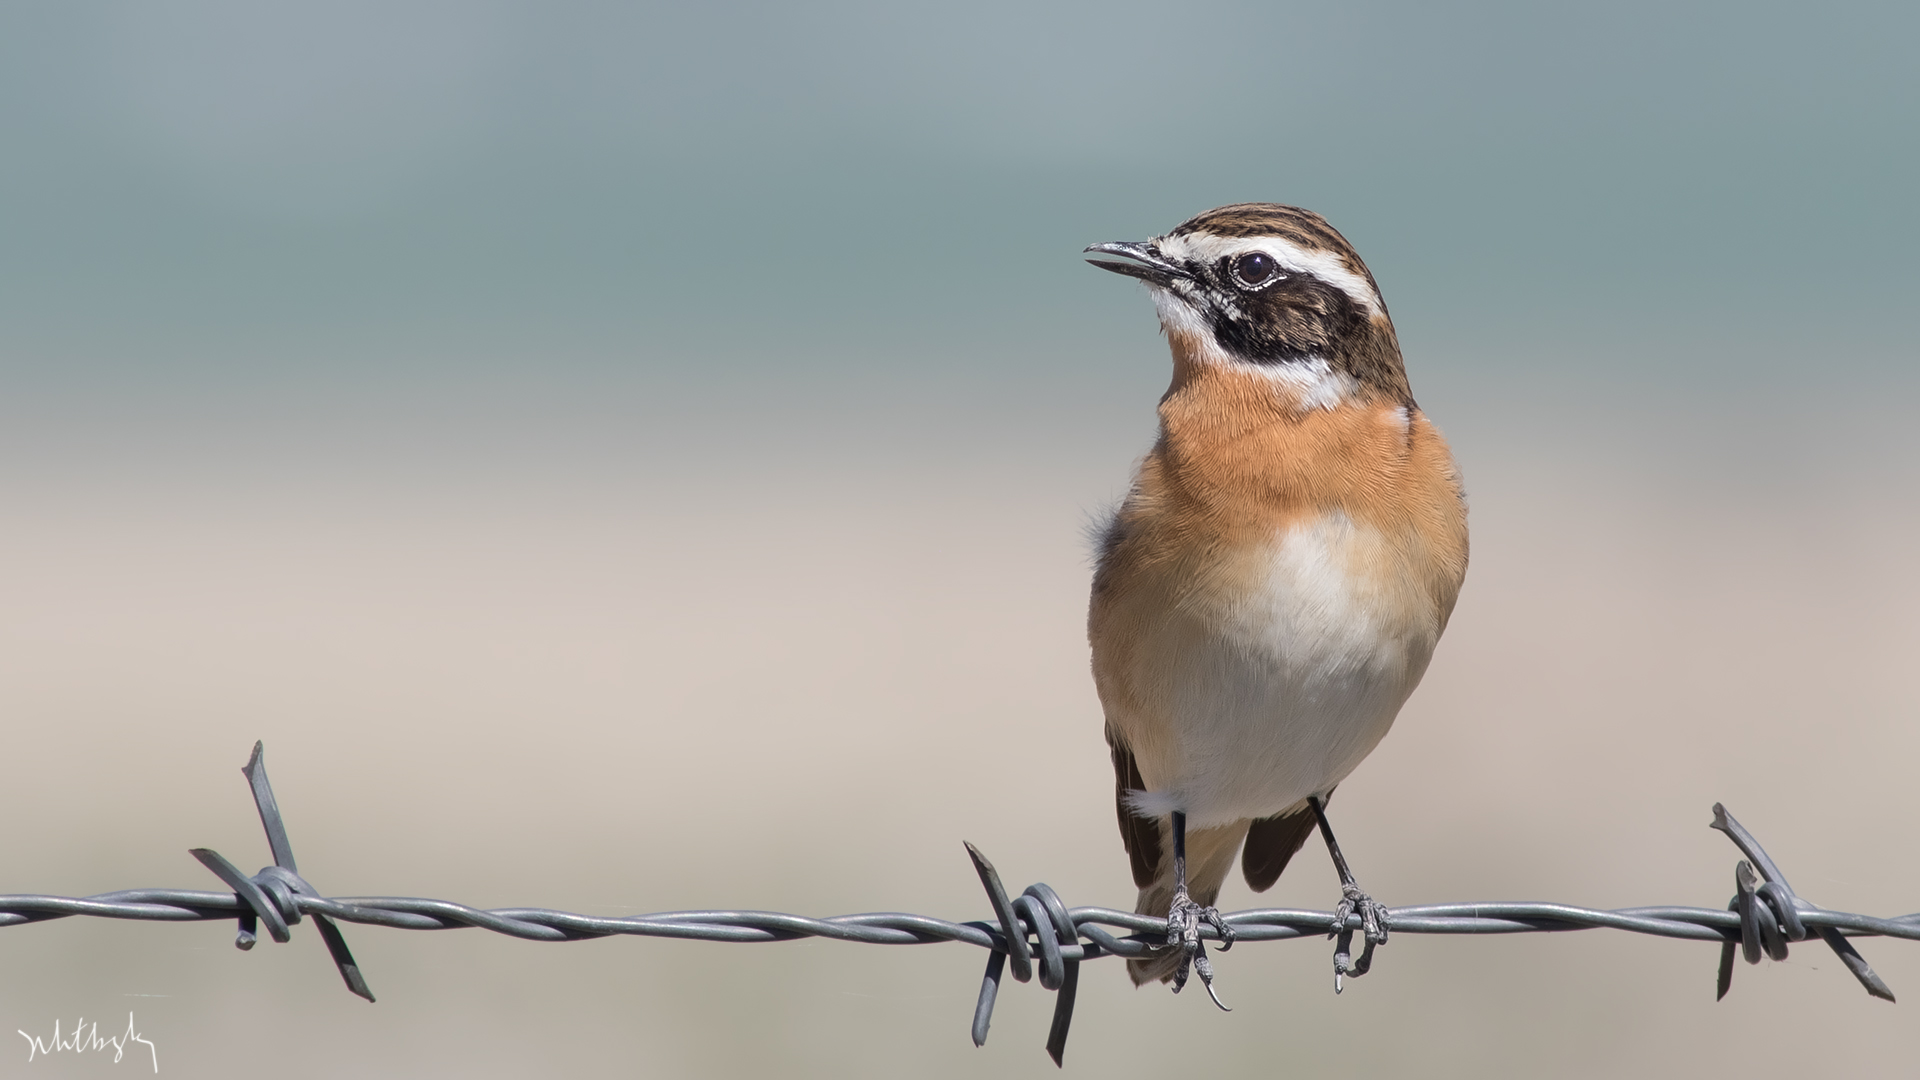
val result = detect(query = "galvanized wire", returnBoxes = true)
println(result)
[1,744,1910,1067]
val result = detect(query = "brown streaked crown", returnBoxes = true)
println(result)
[1169,203,1366,255]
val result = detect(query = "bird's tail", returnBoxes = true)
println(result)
[1126,818,1250,986]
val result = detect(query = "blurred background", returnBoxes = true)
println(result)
[0,1,1916,1076]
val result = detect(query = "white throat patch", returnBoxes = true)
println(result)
[1150,287,1357,411]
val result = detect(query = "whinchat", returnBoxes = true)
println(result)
[1085,204,1469,1000]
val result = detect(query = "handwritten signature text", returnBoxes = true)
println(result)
[18,1013,157,1073]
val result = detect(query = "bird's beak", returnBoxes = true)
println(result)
[1084,241,1185,287]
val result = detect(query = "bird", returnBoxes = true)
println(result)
[1083,203,1469,1001]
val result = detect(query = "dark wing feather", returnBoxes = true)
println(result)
[1106,727,1162,889]
[1240,791,1331,893]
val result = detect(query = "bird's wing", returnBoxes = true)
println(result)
[1240,792,1329,892]
[1105,725,1163,889]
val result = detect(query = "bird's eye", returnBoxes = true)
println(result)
[1229,252,1280,289]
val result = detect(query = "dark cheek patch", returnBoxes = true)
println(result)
[1205,279,1363,366]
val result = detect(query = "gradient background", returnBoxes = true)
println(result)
[1,2,1917,1077]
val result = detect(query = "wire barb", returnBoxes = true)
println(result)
[1709,803,1895,1003]
[187,743,374,1002]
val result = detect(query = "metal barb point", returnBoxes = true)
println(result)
[1044,960,1079,1067]
[963,842,1031,984]
[970,949,1005,1047]
[242,742,297,874]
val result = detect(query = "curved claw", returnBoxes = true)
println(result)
[1199,967,1231,1012]
[1182,934,1230,1009]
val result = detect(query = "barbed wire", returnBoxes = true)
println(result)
[3,743,1911,1067]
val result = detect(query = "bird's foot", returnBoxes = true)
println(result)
[1328,882,1391,993]
[1164,887,1234,1010]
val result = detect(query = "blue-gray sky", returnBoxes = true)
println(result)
[2,1,1914,367]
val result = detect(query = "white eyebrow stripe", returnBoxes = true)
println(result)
[1156,232,1383,317]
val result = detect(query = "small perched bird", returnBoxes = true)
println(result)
[1084,204,1468,1001]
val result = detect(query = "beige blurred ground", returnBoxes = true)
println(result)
[0,360,1916,1079]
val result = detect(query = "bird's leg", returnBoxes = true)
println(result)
[1308,795,1389,993]
[1163,811,1233,1009]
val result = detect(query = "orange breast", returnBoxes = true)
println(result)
[1101,355,1467,621]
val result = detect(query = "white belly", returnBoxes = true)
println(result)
[1113,511,1444,829]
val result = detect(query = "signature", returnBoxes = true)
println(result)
[18,1014,157,1073]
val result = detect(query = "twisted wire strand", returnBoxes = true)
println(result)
[2,744,1909,1069]
[4,889,1917,946]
